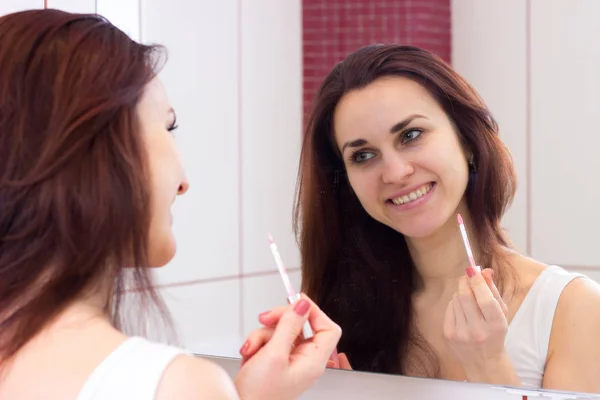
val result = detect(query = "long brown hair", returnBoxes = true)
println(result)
[294,45,517,375]
[0,9,171,361]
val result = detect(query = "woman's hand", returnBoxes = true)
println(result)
[443,266,520,385]
[246,304,353,372]
[233,294,342,400]
[327,351,353,370]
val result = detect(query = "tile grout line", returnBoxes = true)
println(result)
[236,0,244,343]
[137,0,142,42]
[525,0,532,256]
[142,264,598,293]
[131,267,301,292]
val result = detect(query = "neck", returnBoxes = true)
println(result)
[51,287,112,332]
[48,270,116,333]
[406,201,478,301]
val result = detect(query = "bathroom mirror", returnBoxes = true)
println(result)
[6,0,598,397]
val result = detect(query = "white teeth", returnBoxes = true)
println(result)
[390,183,432,205]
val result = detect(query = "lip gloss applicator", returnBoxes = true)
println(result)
[457,214,480,273]
[268,232,314,339]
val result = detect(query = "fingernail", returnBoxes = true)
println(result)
[327,360,336,368]
[293,299,310,316]
[258,311,270,319]
[466,266,476,278]
[239,340,250,355]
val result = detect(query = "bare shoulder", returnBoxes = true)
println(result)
[543,273,600,391]
[554,274,600,324]
[510,252,600,317]
[156,354,240,400]
[550,271,600,352]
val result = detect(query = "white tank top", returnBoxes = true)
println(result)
[76,336,188,400]
[505,265,585,388]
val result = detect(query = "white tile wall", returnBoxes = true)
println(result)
[529,0,600,266]
[46,0,139,41]
[46,0,95,13]
[142,0,242,284]
[139,0,303,355]
[241,270,302,338]
[97,0,140,42]
[452,0,600,274]
[0,0,43,15]
[240,0,303,275]
[160,280,241,358]
[451,0,528,253]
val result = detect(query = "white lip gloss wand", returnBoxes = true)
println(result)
[268,232,314,339]
[457,214,480,272]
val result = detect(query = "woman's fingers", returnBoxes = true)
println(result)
[239,327,275,365]
[265,298,313,355]
[482,268,508,317]
[467,266,505,322]
[326,351,353,370]
[457,276,485,324]
[253,293,342,373]
[258,305,288,327]
[337,353,353,370]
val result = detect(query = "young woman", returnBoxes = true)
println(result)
[0,9,340,399]
[281,44,600,392]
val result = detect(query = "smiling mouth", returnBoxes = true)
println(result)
[388,183,434,206]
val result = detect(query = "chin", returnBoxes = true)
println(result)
[394,224,439,239]
[148,236,177,268]
[388,213,448,239]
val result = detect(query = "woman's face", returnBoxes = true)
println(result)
[137,77,189,267]
[333,76,470,239]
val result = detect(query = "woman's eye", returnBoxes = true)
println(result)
[352,151,375,164]
[402,128,422,142]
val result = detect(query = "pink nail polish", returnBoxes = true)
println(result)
[258,311,270,319]
[466,266,476,278]
[293,299,310,316]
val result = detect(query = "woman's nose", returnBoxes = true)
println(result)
[381,155,415,184]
